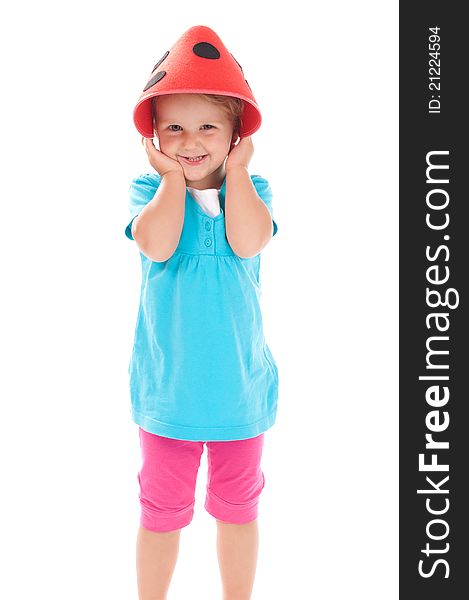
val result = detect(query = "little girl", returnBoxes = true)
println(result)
[125,26,279,599]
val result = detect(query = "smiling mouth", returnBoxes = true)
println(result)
[180,154,207,165]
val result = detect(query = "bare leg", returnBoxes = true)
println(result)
[136,524,181,600]
[216,518,259,600]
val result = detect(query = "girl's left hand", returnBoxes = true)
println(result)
[225,136,254,171]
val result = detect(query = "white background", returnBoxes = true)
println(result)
[1,1,398,598]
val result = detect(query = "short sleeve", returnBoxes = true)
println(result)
[251,175,278,236]
[125,173,161,240]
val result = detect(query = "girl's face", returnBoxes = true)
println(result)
[153,94,235,189]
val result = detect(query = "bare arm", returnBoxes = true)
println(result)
[225,166,273,258]
[225,138,273,258]
[132,138,186,262]
[132,171,186,262]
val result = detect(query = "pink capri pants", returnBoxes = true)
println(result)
[138,427,266,532]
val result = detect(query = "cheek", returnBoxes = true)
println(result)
[159,138,177,155]
[210,135,233,153]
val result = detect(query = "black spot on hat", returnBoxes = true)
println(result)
[193,42,220,59]
[143,71,166,92]
[231,53,243,72]
[151,51,169,73]
[245,79,252,91]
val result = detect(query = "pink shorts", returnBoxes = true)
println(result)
[137,427,266,532]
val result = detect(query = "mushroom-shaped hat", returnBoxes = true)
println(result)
[133,25,262,139]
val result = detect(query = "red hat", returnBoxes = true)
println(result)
[133,25,262,139]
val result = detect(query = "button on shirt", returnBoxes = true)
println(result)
[125,173,279,441]
[187,187,220,248]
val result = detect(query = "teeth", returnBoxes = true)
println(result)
[185,155,205,161]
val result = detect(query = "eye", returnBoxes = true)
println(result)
[168,124,182,132]
[201,124,215,130]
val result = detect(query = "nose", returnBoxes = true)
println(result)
[180,130,202,151]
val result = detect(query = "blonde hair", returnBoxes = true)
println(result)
[151,93,244,137]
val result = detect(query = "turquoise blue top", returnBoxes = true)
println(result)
[125,172,279,441]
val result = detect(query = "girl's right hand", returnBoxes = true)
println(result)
[141,137,184,177]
